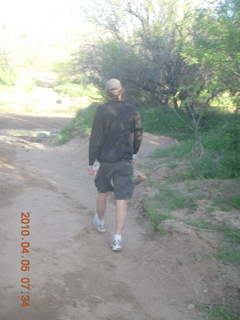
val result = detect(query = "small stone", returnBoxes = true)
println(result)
[134,173,148,184]
[187,304,196,310]
[89,294,102,302]
[50,130,60,137]
[37,133,48,138]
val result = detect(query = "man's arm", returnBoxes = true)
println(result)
[89,106,104,165]
[133,110,143,154]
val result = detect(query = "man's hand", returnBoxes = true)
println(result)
[88,166,97,176]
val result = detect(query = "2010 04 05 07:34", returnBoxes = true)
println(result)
[20,212,31,307]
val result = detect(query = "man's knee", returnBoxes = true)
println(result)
[98,192,108,199]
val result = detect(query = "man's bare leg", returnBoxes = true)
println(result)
[96,192,108,221]
[111,199,127,251]
[115,200,127,235]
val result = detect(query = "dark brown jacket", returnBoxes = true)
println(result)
[89,101,142,165]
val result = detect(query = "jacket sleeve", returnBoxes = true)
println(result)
[133,109,143,154]
[89,106,104,165]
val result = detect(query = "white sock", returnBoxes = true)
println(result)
[114,234,122,241]
[97,215,104,225]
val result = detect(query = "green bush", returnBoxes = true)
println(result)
[186,152,220,179]
[54,83,100,99]
[152,139,195,159]
[228,196,240,209]
[187,118,240,179]
[55,103,98,145]
[203,120,240,152]
[154,187,198,212]
[72,104,98,132]
[217,242,240,265]
[145,204,171,232]
[139,106,192,140]
[186,150,240,180]
[57,100,240,180]
[197,304,240,320]
[0,62,16,86]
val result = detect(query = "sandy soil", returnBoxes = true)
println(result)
[0,113,239,320]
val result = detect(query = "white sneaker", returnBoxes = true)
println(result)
[93,214,105,233]
[111,234,122,251]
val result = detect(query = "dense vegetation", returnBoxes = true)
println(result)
[70,0,239,112]
[53,0,240,178]
[56,102,240,180]
[54,0,240,173]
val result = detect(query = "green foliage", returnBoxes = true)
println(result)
[148,109,240,180]
[21,82,35,94]
[154,187,199,212]
[186,152,220,179]
[182,0,240,110]
[187,149,240,180]
[0,59,16,85]
[227,196,240,209]
[71,0,202,107]
[187,117,240,179]
[139,105,240,267]
[55,83,80,98]
[184,219,216,230]
[186,212,240,266]
[54,129,72,145]
[218,242,240,265]
[186,218,240,265]
[58,98,240,180]
[54,83,100,100]
[197,304,240,320]
[71,0,240,123]
[139,106,192,139]
[145,183,240,265]
[152,139,195,159]
[54,104,98,145]
[0,84,11,92]
[72,38,157,104]
[144,184,200,231]
[218,224,240,245]
[145,205,171,232]
[203,115,240,151]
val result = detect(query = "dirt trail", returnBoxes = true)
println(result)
[0,113,239,320]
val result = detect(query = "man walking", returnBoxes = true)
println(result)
[88,79,142,251]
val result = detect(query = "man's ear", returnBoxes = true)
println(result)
[119,89,124,99]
